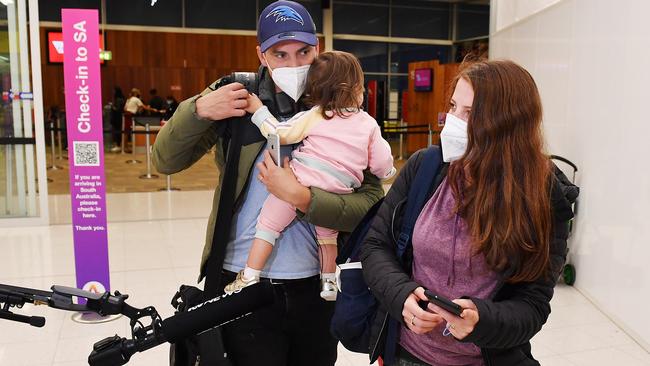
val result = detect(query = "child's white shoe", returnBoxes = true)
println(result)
[320,277,338,301]
[224,270,259,295]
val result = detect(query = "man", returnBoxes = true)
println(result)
[152,1,383,365]
[148,88,165,114]
[163,95,178,120]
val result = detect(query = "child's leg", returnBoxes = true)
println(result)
[246,238,274,271]
[248,194,297,272]
[316,227,339,301]
[225,195,297,294]
[315,226,338,274]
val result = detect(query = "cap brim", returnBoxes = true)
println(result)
[260,32,318,53]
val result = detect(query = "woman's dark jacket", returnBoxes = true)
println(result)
[359,149,577,365]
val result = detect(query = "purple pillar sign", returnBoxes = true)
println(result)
[62,9,110,298]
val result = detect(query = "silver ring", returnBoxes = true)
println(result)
[410,314,416,326]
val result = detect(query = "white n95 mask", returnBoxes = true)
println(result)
[440,113,468,162]
[265,60,310,102]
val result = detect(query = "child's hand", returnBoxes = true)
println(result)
[245,93,264,114]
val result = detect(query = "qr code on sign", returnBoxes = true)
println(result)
[73,141,100,166]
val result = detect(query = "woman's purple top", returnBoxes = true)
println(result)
[400,177,500,366]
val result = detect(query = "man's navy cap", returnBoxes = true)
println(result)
[258,1,317,52]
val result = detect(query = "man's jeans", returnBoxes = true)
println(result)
[221,270,338,366]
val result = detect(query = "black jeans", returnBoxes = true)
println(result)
[387,345,430,366]
[220,270,338,366]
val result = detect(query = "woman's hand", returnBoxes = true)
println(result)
[245,93,264,114]
[428,298,479,340]
[402,287,444,335]
[257,150,311,212]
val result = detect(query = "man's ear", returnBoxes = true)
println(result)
[257,46,267,67]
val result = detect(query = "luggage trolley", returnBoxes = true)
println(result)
[550,155,579,286]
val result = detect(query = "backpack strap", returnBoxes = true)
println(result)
[384,146,443,366]
[395,146,443,260]
[344,198,384,263]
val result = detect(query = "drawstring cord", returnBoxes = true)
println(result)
[447,212,460,287]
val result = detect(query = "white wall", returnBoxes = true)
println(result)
[490,0,650,351]
[492,0,561,32]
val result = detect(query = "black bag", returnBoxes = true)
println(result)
[169,285,234,366]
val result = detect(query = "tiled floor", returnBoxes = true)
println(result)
[43,148,221,195]
[1,191,648,366]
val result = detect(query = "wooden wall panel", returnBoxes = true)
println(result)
[40,28,261,110]
[405,60,461,155]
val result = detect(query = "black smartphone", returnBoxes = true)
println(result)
[424,289,463,317]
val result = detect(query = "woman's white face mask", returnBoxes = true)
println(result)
[264,55,310,102]
[440,113,468,162]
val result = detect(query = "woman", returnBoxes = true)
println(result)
[122,88,158,152]
[360,60,576,365]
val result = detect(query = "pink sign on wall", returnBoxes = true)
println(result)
[62,8,110,297]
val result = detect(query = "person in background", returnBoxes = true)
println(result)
[109,87,126,153]
[148,88,165,115]
[360,60,576,366]
[123,88,158,152]
[124,88,157,116]
[163,95,178,121]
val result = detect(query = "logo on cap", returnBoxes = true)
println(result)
[266,5,304,25]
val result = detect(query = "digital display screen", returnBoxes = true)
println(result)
[414,68,433,92]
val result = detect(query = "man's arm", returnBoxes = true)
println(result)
[152,82,249,174]
[299,170,384,232]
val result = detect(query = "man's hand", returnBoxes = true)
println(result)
[245,93,264,115]
[195,82,249,121]
[257,151,311,212]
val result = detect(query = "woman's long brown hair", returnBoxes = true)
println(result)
[447,60,552,283]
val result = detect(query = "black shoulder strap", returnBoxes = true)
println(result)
[395,146,443,260]
[203,123,243,298]
[202,72,264,298]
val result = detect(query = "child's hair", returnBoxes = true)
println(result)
[305,51,364,120]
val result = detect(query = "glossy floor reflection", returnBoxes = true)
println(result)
[0,191,648,366]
